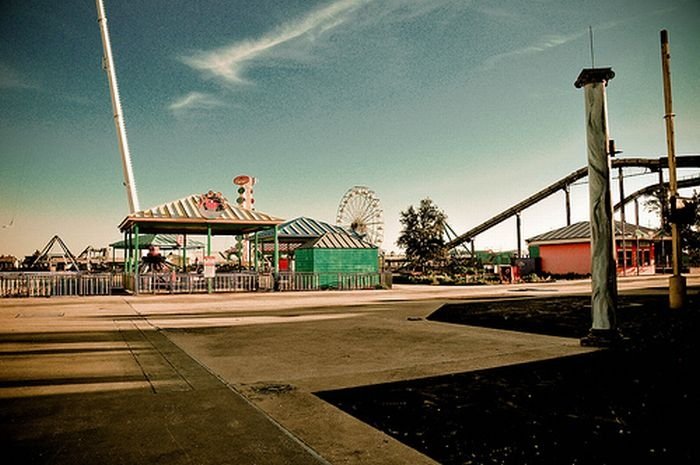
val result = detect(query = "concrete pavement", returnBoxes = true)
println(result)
[2,276,697,464]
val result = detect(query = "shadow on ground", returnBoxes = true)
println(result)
[317,289,699,465]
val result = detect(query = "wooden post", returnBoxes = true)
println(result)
[660,29,686,309]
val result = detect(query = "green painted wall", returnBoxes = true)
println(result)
[295,248,379,288]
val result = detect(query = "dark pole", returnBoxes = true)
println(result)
[565,185,572,226]
[618,166,626,276]
[516,213,522,258]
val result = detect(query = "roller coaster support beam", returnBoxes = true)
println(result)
[618,166,627,276]
[565,185,572,226]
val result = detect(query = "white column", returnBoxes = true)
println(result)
[575,68,620,346]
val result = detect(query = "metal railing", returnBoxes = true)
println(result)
[0,272,118,297]
[136,272,260,294]
[276,272,392,291]
[1,271,392,297]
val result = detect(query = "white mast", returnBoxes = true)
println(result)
[95,0,140,213]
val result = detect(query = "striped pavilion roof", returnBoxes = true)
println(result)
[257,216,350,240]
[118,193,284,234]
[299,232,376,249]
[527,221,659,245]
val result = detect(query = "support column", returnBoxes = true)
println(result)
[564,185,572,226]
[273,225,280,291]
[575,67,620,347]
[123,230,128,272]
[515,213,522,258]
[635,198,641,276]
[207,225,212,293]
[254,232,259,272]
[182,234,187,271]
[618,166,627,276]
[273,225,280,274]
[133,225,140,295]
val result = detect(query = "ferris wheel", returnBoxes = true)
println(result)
[336,186,384,247]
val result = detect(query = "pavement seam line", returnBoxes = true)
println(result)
[157,330,334,465]
[121,299,195,391]
[114,318,156,394]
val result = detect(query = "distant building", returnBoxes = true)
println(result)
[295,232,379,288]
[526,221,663,276]
[0,255,19,271]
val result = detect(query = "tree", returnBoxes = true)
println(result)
[397,198,448,272]
[645,189,700,265]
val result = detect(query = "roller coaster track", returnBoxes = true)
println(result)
[446,155,700,250]
[612,174,700,211]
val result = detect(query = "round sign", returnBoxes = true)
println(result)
[233,175,251,186]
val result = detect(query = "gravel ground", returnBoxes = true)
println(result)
[317,287,699,465]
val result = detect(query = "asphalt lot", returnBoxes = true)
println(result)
[1,275,697,464]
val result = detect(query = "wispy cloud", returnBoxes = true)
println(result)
[0,63,38,90]
[479,31,586,72]
[169,92,225,115]
[182,0,372,84]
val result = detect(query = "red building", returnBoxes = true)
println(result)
[527,221,661,276]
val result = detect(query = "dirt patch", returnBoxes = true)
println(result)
[317,290,699,464]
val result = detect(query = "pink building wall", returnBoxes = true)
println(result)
[539,243,591,275]
[538,242,656,276]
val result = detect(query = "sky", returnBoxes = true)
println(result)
[1,0,699,258]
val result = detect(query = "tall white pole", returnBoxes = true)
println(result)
[96,0,140,213]
[575,67,620,347]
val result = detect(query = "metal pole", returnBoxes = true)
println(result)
[564,185,572,226]
[635,198,641,276]
[133,225,139,295]
[95,0,140,213]
[575,67,619,347]
[273,225,280,274]
[182,234,187,271]
[207,225,212,294]
[254,232,259,271]
[515,213,522,258]
[618,167,627,276]
[273,226,280,291]
[660,29,686,309]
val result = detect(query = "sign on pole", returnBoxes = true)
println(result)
[203,256,216,278]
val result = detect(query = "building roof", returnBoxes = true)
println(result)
[299,232,376,249]
[118,192,284,235]
[257,216,350,241]
[527,221,659,245]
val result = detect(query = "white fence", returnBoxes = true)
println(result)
[0,272,118,297]
[133,271,391,294]
[1,271,392,297]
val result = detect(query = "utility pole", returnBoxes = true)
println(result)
[660,29,686,309]
[575,67,620,347]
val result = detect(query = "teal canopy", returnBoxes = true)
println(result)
[110,234,205,250]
